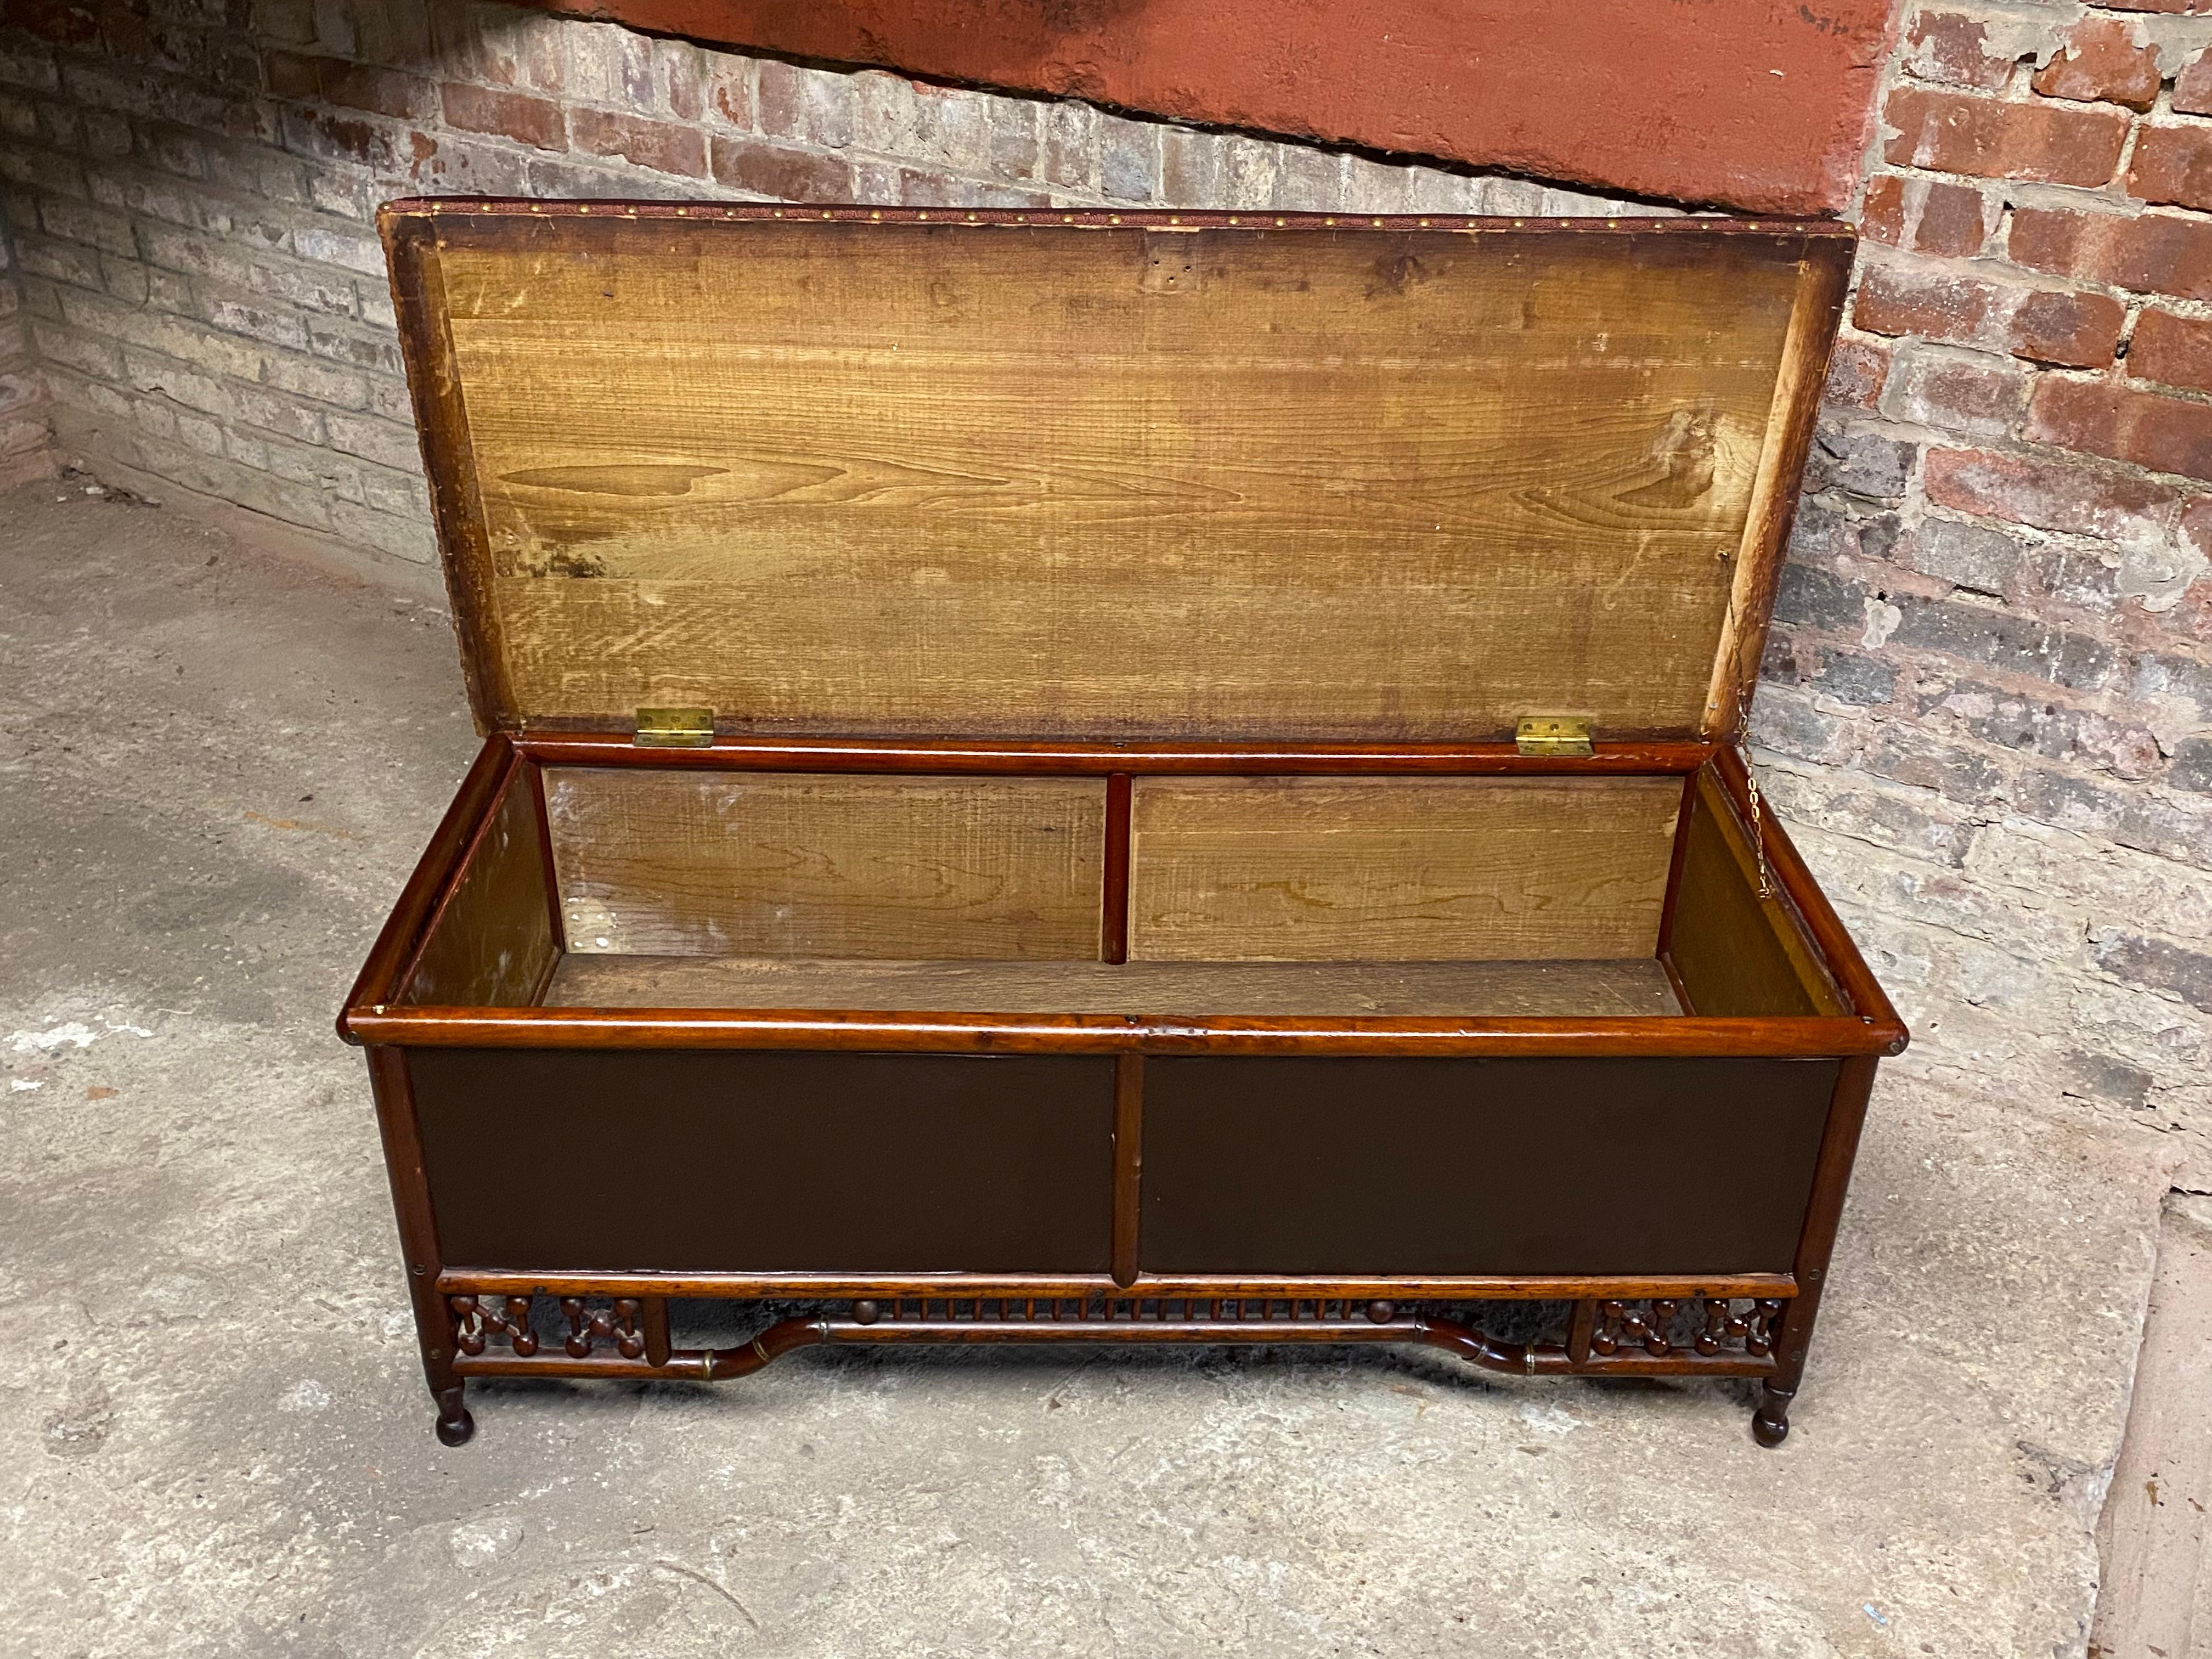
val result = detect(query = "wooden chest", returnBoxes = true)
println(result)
[340,200,1904,1449]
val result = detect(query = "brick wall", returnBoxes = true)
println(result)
[1763,3,2212,1186]
[0,191,54,486]
[0,1,2208,1184]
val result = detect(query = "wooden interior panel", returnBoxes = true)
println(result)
[407,213,1828,740]
[1665,769,1842,1016]
[544,769,1107,958]
[1128,776,1681,961]
[398,767,557,1006]
[544,955,1683,1017]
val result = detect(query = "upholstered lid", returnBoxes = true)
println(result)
[382,202,1850,743]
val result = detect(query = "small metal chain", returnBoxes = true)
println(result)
[1733,669,1776,902]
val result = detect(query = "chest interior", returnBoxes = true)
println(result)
[397,751,1838,1022]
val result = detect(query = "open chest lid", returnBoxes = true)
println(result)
[381,201,1852,746]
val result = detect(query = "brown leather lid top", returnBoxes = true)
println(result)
[382,201,1851,743]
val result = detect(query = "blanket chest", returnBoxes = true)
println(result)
[340,199,1905,1448]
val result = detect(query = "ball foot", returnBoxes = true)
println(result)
[434,1384,474,1447]
[1751,1382,1794,1448]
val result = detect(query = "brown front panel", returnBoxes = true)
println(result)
[410,1048,1114,1271]
[1141,1056,1837,1274]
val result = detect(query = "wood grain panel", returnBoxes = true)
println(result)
[543,953,1683,1017]
[398,768,557,1007]
[1667,770,1842,1016]
[1128,776,1681,961]
[418,218,1812,740]
[544,769,1107,958]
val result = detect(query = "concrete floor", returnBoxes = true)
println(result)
[0,477,2183,1657]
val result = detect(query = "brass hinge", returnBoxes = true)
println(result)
[1515,715,1594,757]
[634,706,714,748]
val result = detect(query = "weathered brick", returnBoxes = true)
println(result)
[1806,418,1917,501]
[1882,86,2130,185]
[312,0,431,67]
[1903,516,2025,595]
[1889,590,2117,689]
[1773,558,1873,633]
[1036,99,1097,194]
[2031,15,2160,110]
[1790,494,1903,566]
[139,220,256,288]
[1824,334,1891,410]
[1970,820,2212,942]
[15,230,103,288]
[756,59,852,149]
[303,316,400,375]
[439,82,563,151]
[0,138,86,195]
[1341,152,1414,214]
[268,52,435,121]
[2027,378,2212,483]
[1218,134,1281,210]
[30,320,122,379]
[1097,110,1158,202]
[428,1,566,94]
[1859,713,2016,800]
[246,256,354,317]
[290,221,382,276]
[2176,47,2212,116]
[1852,257,1999,346]
[2010,206,2212,302]
[1919,677,2162,775]
[0,42,63,93]
[1901,10,2023,91]
[2185,496,2212,560]
[563,15,654,110]
[657,39,706,122]
[202,292,309,351]
[1879,342,2030,436]
[708,135,853,200]
[2008,287,2124,368]
[258,349,369,409]
[403,132,532,196]
[1860,174,1993,256]
[37,194,133,256]
[278,104,405,171]
[704,56,750,128]
[1271,144,1346,212]
[2130,309,2212,395]
[568,108,706,176]
[2174,738,2212,794]
[2094,932,2212,1012]
[323,408,419,469]
[2128,124,2212,212]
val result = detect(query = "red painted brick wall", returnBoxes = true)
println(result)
[527,0,1899,216]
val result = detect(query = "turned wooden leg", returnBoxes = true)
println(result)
[1751,1056,1881,1451]
[1752,1380,1795,1448]
[435,1381,475,1446]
